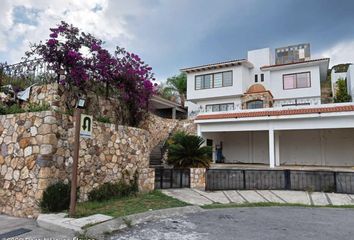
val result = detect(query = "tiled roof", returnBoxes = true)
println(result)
[196,105,354,120]
[180,59,247,72]
[261,58,330,69]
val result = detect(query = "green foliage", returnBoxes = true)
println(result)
[88,178,138,202]
[40,181,71,212]
[27,102,50,112]
[163,73,187,107]
[167,131,212,168]
[0,102,50,115]
[97,115,111,124]
[0,104,25,115]
[334,78,352,103]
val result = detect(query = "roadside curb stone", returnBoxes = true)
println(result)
[85,206,204,240]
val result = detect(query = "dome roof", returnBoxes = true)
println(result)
[246,84,267,94]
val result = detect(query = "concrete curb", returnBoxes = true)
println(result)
[85,206,204,240]
[37,213,113,235]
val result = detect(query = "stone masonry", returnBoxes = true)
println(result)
[0,111,154,217]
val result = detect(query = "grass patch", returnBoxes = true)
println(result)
[75,190,189,218]
[202,202,354,209]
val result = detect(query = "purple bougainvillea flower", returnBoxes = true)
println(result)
[49,32,58,38]
[47,39,58,46]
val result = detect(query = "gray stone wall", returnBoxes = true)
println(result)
[0,111,154,217]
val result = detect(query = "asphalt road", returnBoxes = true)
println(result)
[0,214,74,240]
[112,207,354,240]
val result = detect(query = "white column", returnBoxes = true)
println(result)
[275,131,280,167]
[172,107,176,119]
[269,129,275,168]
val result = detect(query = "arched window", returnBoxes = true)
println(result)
[247,100,263,109]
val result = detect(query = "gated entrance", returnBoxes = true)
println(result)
[154,168,190,189]
[206,169,354,194]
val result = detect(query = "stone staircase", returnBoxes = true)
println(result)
[149,141,164,167]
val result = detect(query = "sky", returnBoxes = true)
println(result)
[1,0,354,82]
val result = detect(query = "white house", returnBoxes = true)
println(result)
[181,47,354,168]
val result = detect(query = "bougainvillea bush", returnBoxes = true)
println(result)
[25,21,156,126]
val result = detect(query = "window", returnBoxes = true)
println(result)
[261,73,264,82]
[206,103,234,112]
[255,74,258,82]
[195,71,233,90]
[283,72,311,90]
[223,71,232,87]
[247,100,263,109]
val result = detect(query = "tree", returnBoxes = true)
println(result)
[167,131,212,168]
[334,78,352,103]
[25,21,156,126]
[164,72,187,107]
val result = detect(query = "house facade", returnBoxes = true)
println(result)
[182,45,354,168]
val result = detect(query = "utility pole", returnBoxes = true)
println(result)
[69,107,82,217]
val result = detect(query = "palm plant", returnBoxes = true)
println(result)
[167,131,212,168]
[164,73,187,107]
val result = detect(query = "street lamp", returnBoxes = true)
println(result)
[69,95,86,217]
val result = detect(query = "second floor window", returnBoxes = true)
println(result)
[261,73,264,82]
[195,71,233,90]
[247,100,263,109]
[206,103,234,112]
[283,72,311,90]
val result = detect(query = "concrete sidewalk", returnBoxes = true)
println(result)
[162,189,354,206]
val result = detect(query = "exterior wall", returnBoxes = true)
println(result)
[187,65,245,101]
[0,111,60,217]
[0,111,155,217]
[347,65,354,100]
[279,128,354,166]
[269,65,321,101]
[139,113,197,151]
[203,131,269,164]
[193,97,242,113]
[190,168,206,189]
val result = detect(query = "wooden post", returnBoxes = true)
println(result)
[69,108,81,217]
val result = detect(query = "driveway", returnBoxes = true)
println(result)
[0,214,74,239]
[112,207,354,240]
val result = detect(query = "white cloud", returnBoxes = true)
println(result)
[318,40,354,67]
[0,0,137,62]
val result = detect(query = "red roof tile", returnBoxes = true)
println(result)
[196,105,354,120]
[261,58,329,69]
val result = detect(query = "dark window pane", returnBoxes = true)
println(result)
[220,104,228,111]
[255,74,258,82]
[195,76,202,90]
[261,73,264,82]
[212,105,220,112]
[283,74,296,89]
[223,71,232,86]
[203,75,212,89]
[247,100,263,109]
[297,72,310,88]
[214,73,222,88]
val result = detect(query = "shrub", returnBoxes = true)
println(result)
[167,131,212,168]
[97,115,111,124]
[0,104,25,115]
[40,181,71,212]
[88,179,138,202]
[27,102,50,112]
[0,102,50,115]
[334,78,352,103]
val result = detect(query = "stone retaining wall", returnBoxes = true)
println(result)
[0,111,154,217]
[0,111,59,217]
[140,113,197,150]
[190,168,206,189]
